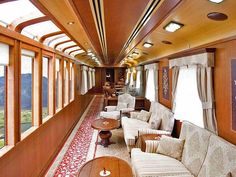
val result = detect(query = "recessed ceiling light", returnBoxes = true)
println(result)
[143,42,153,48]
[67,21,75,25]
[87,52,93,56]
[207,12,228,21]
[164,21,184,32]
[208,0,224,4]
[128,56,133,59]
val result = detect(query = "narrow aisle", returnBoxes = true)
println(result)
[45,95,104,177]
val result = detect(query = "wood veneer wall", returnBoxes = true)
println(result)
[213,39,236,145]
[0,93,93,177]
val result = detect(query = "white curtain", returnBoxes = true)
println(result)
[125,68,131,85]
[81,66,88,95]
[92,69,95,87]
[145,63,158,101]
[169,52,217,134]
[136,66,144,96]
[88,68,93,89]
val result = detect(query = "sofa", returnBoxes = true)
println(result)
[121,101,174,152]
[131,121,236,177]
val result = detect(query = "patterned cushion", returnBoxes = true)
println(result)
[150,118,162,129]
[131,148,194,177]
[157,136,185,161]
[198,135,236,177]
[180,121,211,176]
[136,110,151,122]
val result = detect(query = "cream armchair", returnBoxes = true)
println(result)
[100,93,135,120]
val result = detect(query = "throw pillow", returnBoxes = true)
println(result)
[116,102,128,111]
[136,110,151,122]
[156,135,185,161]
[150,118,162,129]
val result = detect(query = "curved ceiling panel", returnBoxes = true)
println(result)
[0,0,44,27]
[47,34,70,48]
[21,20,60,40]
[64,46,81,54]
[55,41,76,51]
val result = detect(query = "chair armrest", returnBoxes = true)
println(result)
[138,128,171,136]
[120,108,134,113]
[105,106,117,112]
[145,140,160,153]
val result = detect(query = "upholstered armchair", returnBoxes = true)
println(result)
[100,93,136,120]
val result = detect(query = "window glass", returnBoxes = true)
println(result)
[42,57,49,119]
[64,46,80,54]
[0,0,44,27]
[56,41,76,51]
[0,66,6,148]
[174,66,203,127]
[70,50,85,57]
[21,21,60,40]
[70,62,74,101]
[48,35,70,48]
[55,58,60,110]
[21,53,33,133]
[145,69,155,101]
[64,60,68,105]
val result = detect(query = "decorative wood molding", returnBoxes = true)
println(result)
[14,16,50,33]
[39,31,64,43]
[62,44,78,52]
[54,40,72,49]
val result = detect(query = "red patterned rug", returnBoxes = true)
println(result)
[53,96,103,177]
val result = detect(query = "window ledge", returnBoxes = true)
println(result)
[42,115,53,123]
[21,126,38,140]
[0,145,14,158]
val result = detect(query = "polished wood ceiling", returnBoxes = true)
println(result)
[30,0,236,67]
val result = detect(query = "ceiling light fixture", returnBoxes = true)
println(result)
[132,52,139,56]
[143,42,153,48]
[67,21,75,25]
[164,21,184,32]
[87,52,93,56]
[208,0,224,4]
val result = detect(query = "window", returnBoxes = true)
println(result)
[21,50,34,134]
[174,66,203,127]
[0,66,6,148]
[69,62,74,101]
[0,42,9,148]
[145,69,155,101]
[55,58,60,110]
[42,57,49,119]
[64,60,69,105]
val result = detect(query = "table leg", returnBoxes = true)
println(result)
[97,130,115,147]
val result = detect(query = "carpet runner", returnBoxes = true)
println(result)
[52,96,103,177]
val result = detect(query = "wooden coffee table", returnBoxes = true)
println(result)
[91,118,119,147]
[77,156,132,177]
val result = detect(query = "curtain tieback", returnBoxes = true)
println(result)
[202,101,214,109]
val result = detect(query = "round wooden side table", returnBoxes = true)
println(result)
[77,156,133,177]
[91,118,119,147]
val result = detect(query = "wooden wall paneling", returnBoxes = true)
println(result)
[7,40,21,145]
[213,39,236,145]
